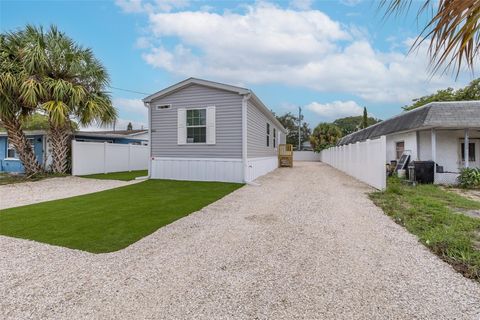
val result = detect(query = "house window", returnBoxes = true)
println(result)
[266,123,270,147]
[273,128,276,148]
[461,143,476,161]
[186,109,206,143]
[7,140,16,158]
[395,141,405,159]
[7,138,35,159]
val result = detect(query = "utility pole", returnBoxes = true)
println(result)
[298,106,302,151]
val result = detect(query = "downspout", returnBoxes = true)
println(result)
[142,101,152,179]
[242,93,251,183]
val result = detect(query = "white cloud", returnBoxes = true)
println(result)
[290,0,313,10]
[115,0,190,13]
[115,0,144,13]
[340,0,362,6]
[306,100,363,119]
[112,98,148,118]
[121,1,475,104]
[135,36,152,49]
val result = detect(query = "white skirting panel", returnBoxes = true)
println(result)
[246,157,278,182]
[150,157,243,183]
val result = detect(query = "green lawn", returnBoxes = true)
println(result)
[0,179,242,253]
[80,170,148,181]
[370,178,480,281]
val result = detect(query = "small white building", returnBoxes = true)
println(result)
[143,78,287,183]
[337,101,480,184]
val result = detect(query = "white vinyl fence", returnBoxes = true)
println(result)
[72,140,149,176]
[320,136,387,190]
[293,151,321,161]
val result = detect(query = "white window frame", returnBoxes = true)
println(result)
[461,141,476,162]
[186,108,207,144]
[266,123,270,147]
[6,137,35,160]
[273,128,276,148]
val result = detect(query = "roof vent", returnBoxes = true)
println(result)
[156,104,171,110]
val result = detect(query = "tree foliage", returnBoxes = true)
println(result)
[0,32,43,174]
[276,112,311,149]
[361,107,368,129]
[3,25,117,173]
[309,123,343,152]
[404,78,480,110]
[333,115,381,136]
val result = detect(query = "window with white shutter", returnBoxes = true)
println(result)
[206,106,216,145]
[177,108,187,145]
[178,107,215,144]
[186,109,207,143]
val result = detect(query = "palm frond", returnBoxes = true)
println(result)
[381,0,480,76]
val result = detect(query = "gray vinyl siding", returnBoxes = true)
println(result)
[150,84,243,158]
[247,100,283,158]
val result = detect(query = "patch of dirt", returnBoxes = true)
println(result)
[452,208,480,219]
[446,187,480,202]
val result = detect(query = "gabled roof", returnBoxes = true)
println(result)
[0,130,148,140]
[338,101,480,146]
[143,78,250,102]
[74,130,148,140]
[0,130,47,137]
[77,129,148,137]
[143,77,287,133]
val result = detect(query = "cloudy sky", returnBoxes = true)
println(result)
[1,0,477,130]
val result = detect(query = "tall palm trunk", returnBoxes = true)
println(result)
[49,123,71,174]
[2,118,43,175]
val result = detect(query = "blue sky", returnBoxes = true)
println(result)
[1,0,477,130]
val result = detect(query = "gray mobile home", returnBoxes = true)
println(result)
[143,78,287,183]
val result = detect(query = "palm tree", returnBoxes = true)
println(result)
[0,33,44,175]
[310,123,343,152]
[381,0,480,76]
[19,25,117,173]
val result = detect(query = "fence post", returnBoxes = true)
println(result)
[128,144,132,172]
[103,142,107,174]
[71,140,76,175]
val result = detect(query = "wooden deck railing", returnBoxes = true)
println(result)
[278,144,293,167]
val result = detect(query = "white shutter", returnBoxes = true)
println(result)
[206,106,216,145]
[177,108,186,145]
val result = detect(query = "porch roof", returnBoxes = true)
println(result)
[337,101,480,146]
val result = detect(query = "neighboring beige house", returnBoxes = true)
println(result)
[337,101,480,184]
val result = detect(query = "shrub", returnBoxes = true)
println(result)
[458,167,480,188]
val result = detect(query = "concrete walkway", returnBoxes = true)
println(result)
[1,162,479,319]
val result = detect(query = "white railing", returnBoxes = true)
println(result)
[72,140,149,175]
[320,136,387,190]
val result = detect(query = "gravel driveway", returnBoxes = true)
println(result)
[1,162,479,319]
[0,176,139,209]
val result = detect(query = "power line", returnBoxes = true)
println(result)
[108,85,152,96]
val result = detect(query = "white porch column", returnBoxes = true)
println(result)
[431,128,436,163]
[464,128,470,168]
[415,130,420,160]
